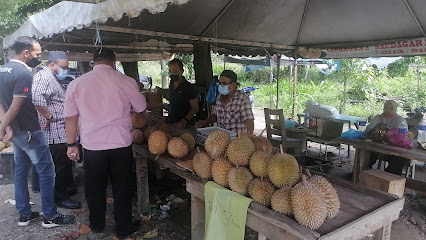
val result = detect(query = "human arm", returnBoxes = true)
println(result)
[65,115,79,161]
[245,119,254,134]
[365,115,381,133]
[176,98,199,129]
[0,97,25,140]
[34,106,53,128]
[198,114,217,128]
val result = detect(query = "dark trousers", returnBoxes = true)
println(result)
[31,143,74,200]
[84,145,135,235]
[370,152,410,175]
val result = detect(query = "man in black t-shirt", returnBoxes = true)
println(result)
[167,59,199,129]
[0,36,74,228]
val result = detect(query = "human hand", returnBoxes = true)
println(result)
[197,120,208,128]
[176,119,187,130]
[41,119,51,128]
[67,146,80,161]
[3,126,14,141]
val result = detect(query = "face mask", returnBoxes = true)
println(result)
[27,57,41,68]
[218,85,230,95]
[56,69,68,81]
[170,74,180,83]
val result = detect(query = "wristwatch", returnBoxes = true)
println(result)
[46,115,53,120]
[66,142,77,147]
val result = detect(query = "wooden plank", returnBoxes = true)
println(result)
[134,156,149,214]
[318,198,404,240]
[360,170,406,198]
[258,233,267,240]
[186,179,319,240]
[176,159,194,172]
[311,170,398,202]
[191,195,205,240]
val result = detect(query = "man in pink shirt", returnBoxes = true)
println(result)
[64,48,147,239]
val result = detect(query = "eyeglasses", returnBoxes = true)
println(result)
[216,82,234,87]
[54,62,68,70]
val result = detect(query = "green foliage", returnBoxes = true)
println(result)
[387,57,414,78]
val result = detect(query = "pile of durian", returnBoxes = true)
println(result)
[192,130,340,230]
[132,112,195,159]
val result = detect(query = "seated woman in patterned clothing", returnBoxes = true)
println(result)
[198,70,254,134]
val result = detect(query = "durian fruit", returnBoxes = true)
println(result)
[253,136,273,154]
[205,131,231,159]
[0,141,5,151]
[180,133,196,150]
[267,153,300,188]
[193,149,212,179]
[227,167,253,195]
[291,175,327,230]
[132,112,148,129]
[309,175,340,219]
[238,133,257,142]
[132,129,145,144]
[211,157,232,187]
[167,137,189,158]
[248,178,275,206]
[227,136,255,166]
[271,186,293,215]
[148,130,169,155]
[249,151,271,178]
[144,125,158,139]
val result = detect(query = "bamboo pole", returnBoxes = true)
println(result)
[292,60,298,116]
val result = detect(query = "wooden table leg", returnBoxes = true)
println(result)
[191,194,205,240]
[135,156,149,214]
[352,148,360,182]
[353,148,371,182]
[373,222,392,240]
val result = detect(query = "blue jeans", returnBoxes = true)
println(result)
[12,130,57,218]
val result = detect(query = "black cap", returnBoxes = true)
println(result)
[93,47,116,62]
[220,70,237,82]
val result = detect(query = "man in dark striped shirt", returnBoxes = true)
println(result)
[32,51,81,209]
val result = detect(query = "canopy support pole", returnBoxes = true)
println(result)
[276,54,281,109]
[291,61,298,117]
[403,0,426,37]
[199,0,236,37]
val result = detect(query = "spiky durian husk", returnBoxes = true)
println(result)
[205,131,231,159]
[248,178,275,206]
[267,153,300,188]
[309,175,340,219]
[148,131,169,155]
[291,176,327,230]
[227,167,253,195]
[227,136,255,166]
[167,137,189,158]
[180,133,196,150]
[249,151,271,178]
[193,151,212,179]
[211,157,232,187]
[271,186,293,215]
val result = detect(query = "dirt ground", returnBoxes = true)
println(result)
[0,107,425,240]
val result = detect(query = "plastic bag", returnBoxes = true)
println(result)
[341,129,367,139]
[304,100,339,118]
[206,76,218,104]
[385,128,413,149]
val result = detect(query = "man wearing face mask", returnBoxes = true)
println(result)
[167,59,199,129]
[0,36,75,228]
[198,70,254,133]
[32,51,81,209]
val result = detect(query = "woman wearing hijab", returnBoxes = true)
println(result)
[366,100,409,175]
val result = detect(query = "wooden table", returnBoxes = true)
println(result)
[333,138,426,191]
[132,143,404,240]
